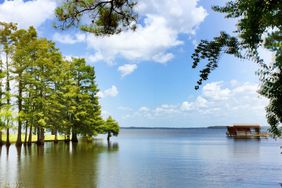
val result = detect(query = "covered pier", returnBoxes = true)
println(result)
[226,124,268,138]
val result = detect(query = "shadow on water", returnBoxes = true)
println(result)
[0,140,118,188]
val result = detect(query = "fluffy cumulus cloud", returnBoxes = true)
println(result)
[137,0,207,35]
[0,0,57,28]
[53,33,86,44]
[152,52,174,64]
[120,81,269,127]
[97,85,119,98]
[86,15,182,64]
[54,0,207,67]
[118,64,138,77]
[203,82,231,100]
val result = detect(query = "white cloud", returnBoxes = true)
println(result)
[203,82,231,100]
[155,104,179,114]
[152,52,174,64]
[139,106,150,112]
[194,96,208,109]
[58,0,207,65]
[0,0,57,28]
[53,33,86,44]
[180,101,192,111]
[137,0,207,35]
[97,85,119,98]
[232,82,257,94]
[121,81,268,127]
[87,53,104,64]
[118,64,138,77]
[86,15,182,64]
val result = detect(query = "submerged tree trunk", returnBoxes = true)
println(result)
[36,126,44,145]
[37,127,44,145]
[28,125,32,146]
[37,126,40,144]
[71,130,78,142]
[24,122,28,144]
[54,129,58,144]
[6,128,10,146]
[107,132,112,142]
[40,127,44,143]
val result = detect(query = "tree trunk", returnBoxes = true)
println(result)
[41,127,44,143]
[24,122,28,144]
[16,78,23,146]
[36,127,44,145]
[71,130,78,142]
[107,132,111,142]
[0,131,2,145]
[28,125,32,146]
[5,54,11,147]
[36,126,40,145]
[6,128,10,146]
[54,130,58,144]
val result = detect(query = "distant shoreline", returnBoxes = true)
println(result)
[121,126,226,129]
[121,126,269,129]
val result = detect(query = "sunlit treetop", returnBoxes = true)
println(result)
[54,0,138,36]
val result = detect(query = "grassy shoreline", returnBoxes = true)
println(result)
[1,134,65,144]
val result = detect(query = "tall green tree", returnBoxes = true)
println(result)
[33,39,63,145]
[0,22,17,145]
[54,0,137,35]
[11,27,38,146]
[191,0,282,137]
[67,58,102,142]
[103,116,119,142]
[47,59,71,143]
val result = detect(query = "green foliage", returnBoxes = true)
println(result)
[64,58,103,137]
[192,0,282,136]
[103,116,120,137]
[54,0,137,36]
[192,32,241,89]
[0,22,113,143]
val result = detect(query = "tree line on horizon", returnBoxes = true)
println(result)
[0,22,119,146]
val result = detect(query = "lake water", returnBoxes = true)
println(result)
[0,128,282,188]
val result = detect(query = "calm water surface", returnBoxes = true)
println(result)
[0,128,282,188]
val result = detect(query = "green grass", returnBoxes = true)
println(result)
[1,134,65,143]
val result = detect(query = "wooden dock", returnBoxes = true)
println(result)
[226,124,268,138]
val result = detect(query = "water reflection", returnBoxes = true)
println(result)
[0,140,118,188]
[1,129,282,188]
[229,139,261,159]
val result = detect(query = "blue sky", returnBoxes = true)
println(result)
[0,0,273,127]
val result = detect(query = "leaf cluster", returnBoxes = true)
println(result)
[54,0,137,36]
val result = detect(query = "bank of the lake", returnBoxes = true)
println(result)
[0,128,282,188]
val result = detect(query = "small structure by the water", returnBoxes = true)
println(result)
[226,124,268,138]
